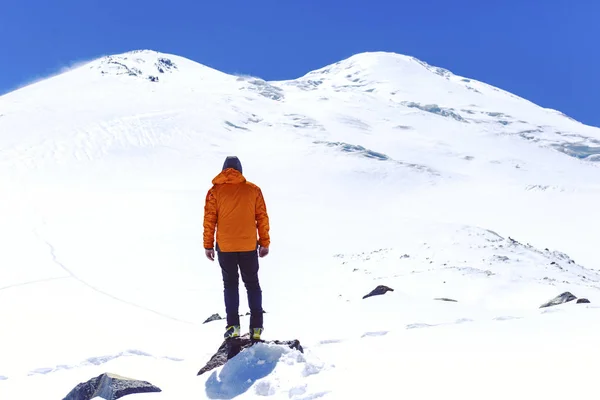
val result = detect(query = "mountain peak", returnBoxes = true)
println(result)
[301,51,455,81]
[88,50,181,82]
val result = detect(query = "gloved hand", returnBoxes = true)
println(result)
[258,246,269,258]
[205,248,215,261]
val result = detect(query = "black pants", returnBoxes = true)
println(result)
[217,250,263,329]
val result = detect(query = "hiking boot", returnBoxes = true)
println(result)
[224,325,240,339]
[250,327,263,341]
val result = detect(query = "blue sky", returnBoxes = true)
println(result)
[1,0,598,127]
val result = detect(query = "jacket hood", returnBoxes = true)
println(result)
[222,156,243,174]
[212,168,246,185]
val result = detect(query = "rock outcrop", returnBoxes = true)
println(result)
[203,311,267,324]
[63,373,161,400]
[197,334,303,376]
[539,292,577,308]
[203,313,223,324]
[362,285,394,299]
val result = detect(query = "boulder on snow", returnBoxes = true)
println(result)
[63,372,161,400]
[434,297,458,302]
[203,311,267,324]
[245,310,267,316]
[539,291,577,308]
[577,298,591,304]
[203,313,223,324]
[362,285,394,299]
[197,334,303,376]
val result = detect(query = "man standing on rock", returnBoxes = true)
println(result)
[203,156,270,340]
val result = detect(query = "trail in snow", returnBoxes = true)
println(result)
[33,229,194,325]
[0,276,69,292]
[27,349,184,377]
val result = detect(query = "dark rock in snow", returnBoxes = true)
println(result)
[63,373,161,400]
[401,102,465,122]
[157,57,177,70]
[577,298,591,304]
[197,334,303,376]
[363,285,394,299]
[539,291,577,308]
[203,311,266,323]
[203,313,223,324]
[434,298,458,302]
[244,310,266,316]
[148,75,159,82]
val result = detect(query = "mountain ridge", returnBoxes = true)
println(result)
[1,48,599,181]
[0,49,592,126]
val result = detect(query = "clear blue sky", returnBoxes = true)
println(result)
[1,0,598,127]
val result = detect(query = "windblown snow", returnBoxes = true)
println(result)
[0,50,599,399]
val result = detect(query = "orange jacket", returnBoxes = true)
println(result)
[203,168,270,252]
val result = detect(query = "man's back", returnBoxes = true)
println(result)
[203,167,270,253]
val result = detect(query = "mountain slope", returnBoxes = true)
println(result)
[0,50,599,399]
[2,50,599,174]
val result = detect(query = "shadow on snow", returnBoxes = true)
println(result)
[205,343,286,399]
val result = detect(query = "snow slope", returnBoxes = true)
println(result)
[0,50,599,399]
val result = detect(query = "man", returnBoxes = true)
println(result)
[203,156,270,340]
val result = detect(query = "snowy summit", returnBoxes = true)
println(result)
[0,49,599,400]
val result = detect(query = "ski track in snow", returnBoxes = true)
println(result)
[361,331,389,338]
[0,276,69,292]
[295,392,331,400]
[315,313,550,345]
[27,349,184,376]
[318,339,343,345]
[493,315,523,321]
[33,229,194,325]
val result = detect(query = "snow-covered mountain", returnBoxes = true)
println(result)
[1,50,599,399]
